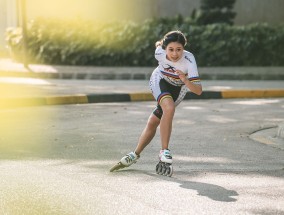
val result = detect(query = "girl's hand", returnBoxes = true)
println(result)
[155,41,162,47]
[175,70,187,83]
[176,69,203,95]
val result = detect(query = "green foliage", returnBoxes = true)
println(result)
[193,0,236,25]
[6,17,284,66]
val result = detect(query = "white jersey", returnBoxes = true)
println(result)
[154,46,201,86]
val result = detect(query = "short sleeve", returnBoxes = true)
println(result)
[155,46,166,61]
[187,54,201,85]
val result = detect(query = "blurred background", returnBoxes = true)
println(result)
[0,3,283,213]
[0,0,284,67]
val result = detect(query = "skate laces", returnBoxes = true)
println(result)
[124,152,139,164]
[160,149,172,159]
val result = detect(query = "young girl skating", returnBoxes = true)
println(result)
[110,30,202,176]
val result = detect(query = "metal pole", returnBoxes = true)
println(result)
[20,0,29,69]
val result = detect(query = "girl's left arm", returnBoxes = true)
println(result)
[176,70,203,95]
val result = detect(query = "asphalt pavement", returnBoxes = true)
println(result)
[1,99,283,214]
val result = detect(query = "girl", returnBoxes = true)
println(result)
[110,30,202,176]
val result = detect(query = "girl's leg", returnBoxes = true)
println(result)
[115,113,160,170]
[134,113,160,155]
[159,97,175,150]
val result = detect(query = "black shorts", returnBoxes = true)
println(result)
[152,79,181,119]
[149,69,188,119]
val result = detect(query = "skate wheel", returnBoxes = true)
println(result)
[110,162,125,172]
[166,165,173,177]
[162,163,167,175]
[156,163,160,173]
[156,162,163,175]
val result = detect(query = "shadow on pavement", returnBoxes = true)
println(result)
[112,168,238,202]
[146,172,238,202]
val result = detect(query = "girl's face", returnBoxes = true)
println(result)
[165,42,184,62]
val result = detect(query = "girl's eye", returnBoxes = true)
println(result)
[168,48,182,52]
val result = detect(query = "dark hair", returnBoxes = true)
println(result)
[161,30,187,49]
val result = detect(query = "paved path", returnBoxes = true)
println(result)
[0,99,283,214]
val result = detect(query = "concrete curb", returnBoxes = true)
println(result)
[0,62,284,80]
[1,69,283,80]
[250,125,284,150]
[1,89,284,109]
[277,123,284,139]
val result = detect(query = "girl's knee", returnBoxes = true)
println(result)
[147,115,160,129]
[162,103,175,115]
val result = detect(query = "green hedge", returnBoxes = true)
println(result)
[6,17,284,66]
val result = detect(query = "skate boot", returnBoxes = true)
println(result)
[110,152,140,172]
[156,149,173,177]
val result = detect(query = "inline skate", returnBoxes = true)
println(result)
[156,149,173,177]
[110,151,140,172]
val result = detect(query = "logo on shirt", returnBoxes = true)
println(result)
[185,55,192,63]
[163,64,176,73]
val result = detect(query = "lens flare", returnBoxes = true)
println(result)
[0,77,52,157]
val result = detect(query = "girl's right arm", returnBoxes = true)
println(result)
[155,45,165,61]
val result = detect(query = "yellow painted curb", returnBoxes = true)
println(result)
[0,97,46,108]
[130,93,154,101]
[221,89,284,98]
[46,95,88,105]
